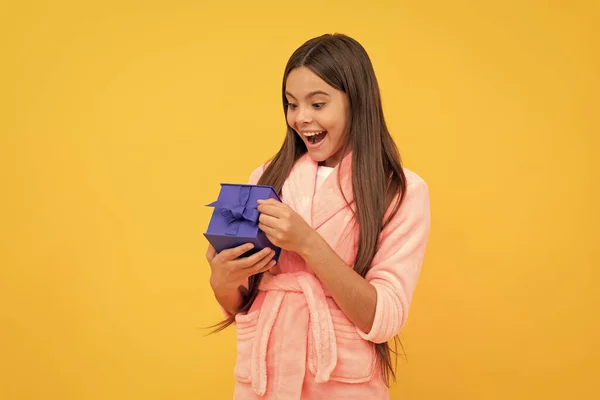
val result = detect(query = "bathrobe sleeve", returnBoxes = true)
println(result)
[355,172,431,344]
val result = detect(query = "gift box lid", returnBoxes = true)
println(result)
[208,183,281,203]
[205,183,281,236]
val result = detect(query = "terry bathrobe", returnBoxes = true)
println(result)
[227,152,430,399]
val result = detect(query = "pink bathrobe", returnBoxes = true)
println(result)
[227,152,430,399]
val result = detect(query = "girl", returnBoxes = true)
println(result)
[206,33,430,399]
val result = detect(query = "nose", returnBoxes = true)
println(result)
[295,106,312,125]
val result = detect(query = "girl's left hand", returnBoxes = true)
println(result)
[257,198,315,254]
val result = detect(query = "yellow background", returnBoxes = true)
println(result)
[1,1,598,399]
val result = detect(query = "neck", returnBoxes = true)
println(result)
[320,147,350,168]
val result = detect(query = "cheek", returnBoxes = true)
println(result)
[286,112,295,129]
[322,115,344,137]
[320,107,346,133]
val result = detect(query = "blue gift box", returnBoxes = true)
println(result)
[204,184,282,261]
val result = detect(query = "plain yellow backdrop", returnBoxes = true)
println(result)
[1,1,598,399]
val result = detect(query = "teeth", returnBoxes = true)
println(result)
[303,131,323,137]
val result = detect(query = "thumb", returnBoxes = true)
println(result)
[206,244,217,262]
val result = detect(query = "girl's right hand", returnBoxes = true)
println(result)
[206,243,276,291]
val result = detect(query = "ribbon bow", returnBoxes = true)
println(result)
[208,186,260,236]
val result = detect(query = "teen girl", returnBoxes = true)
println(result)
[207,33,431,399]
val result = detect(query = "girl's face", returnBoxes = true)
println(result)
[285,67,350,168]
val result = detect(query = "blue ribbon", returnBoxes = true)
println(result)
[208,186,259,236]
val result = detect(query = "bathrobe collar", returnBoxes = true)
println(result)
[282,151,354,230]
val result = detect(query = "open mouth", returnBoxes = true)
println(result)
[303,131,328,145]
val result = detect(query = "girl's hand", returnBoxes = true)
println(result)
[257,198,316,255]
[206,243,276,292]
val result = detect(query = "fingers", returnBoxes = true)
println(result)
[235,247,274,268]
[257,201,285,218]
[218,243,255,262]
[257,198,281,206]
[258,213,279,229]
[248,251,277,275]
[264,233,277,245]
[258,222,277,238]
[255,258,277,274]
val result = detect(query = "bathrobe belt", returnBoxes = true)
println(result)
[249,271,338,395]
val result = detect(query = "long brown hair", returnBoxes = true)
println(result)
[212,33,407,385]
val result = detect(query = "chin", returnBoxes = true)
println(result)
[306,151,329,163]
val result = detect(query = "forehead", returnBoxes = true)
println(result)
[285,67,334,94]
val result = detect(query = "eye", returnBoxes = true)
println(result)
[312,102,325,110]
[287,103,298,110]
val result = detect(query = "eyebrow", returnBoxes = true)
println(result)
[285,90,331,100]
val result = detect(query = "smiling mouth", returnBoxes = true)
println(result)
[303,131,328,145]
